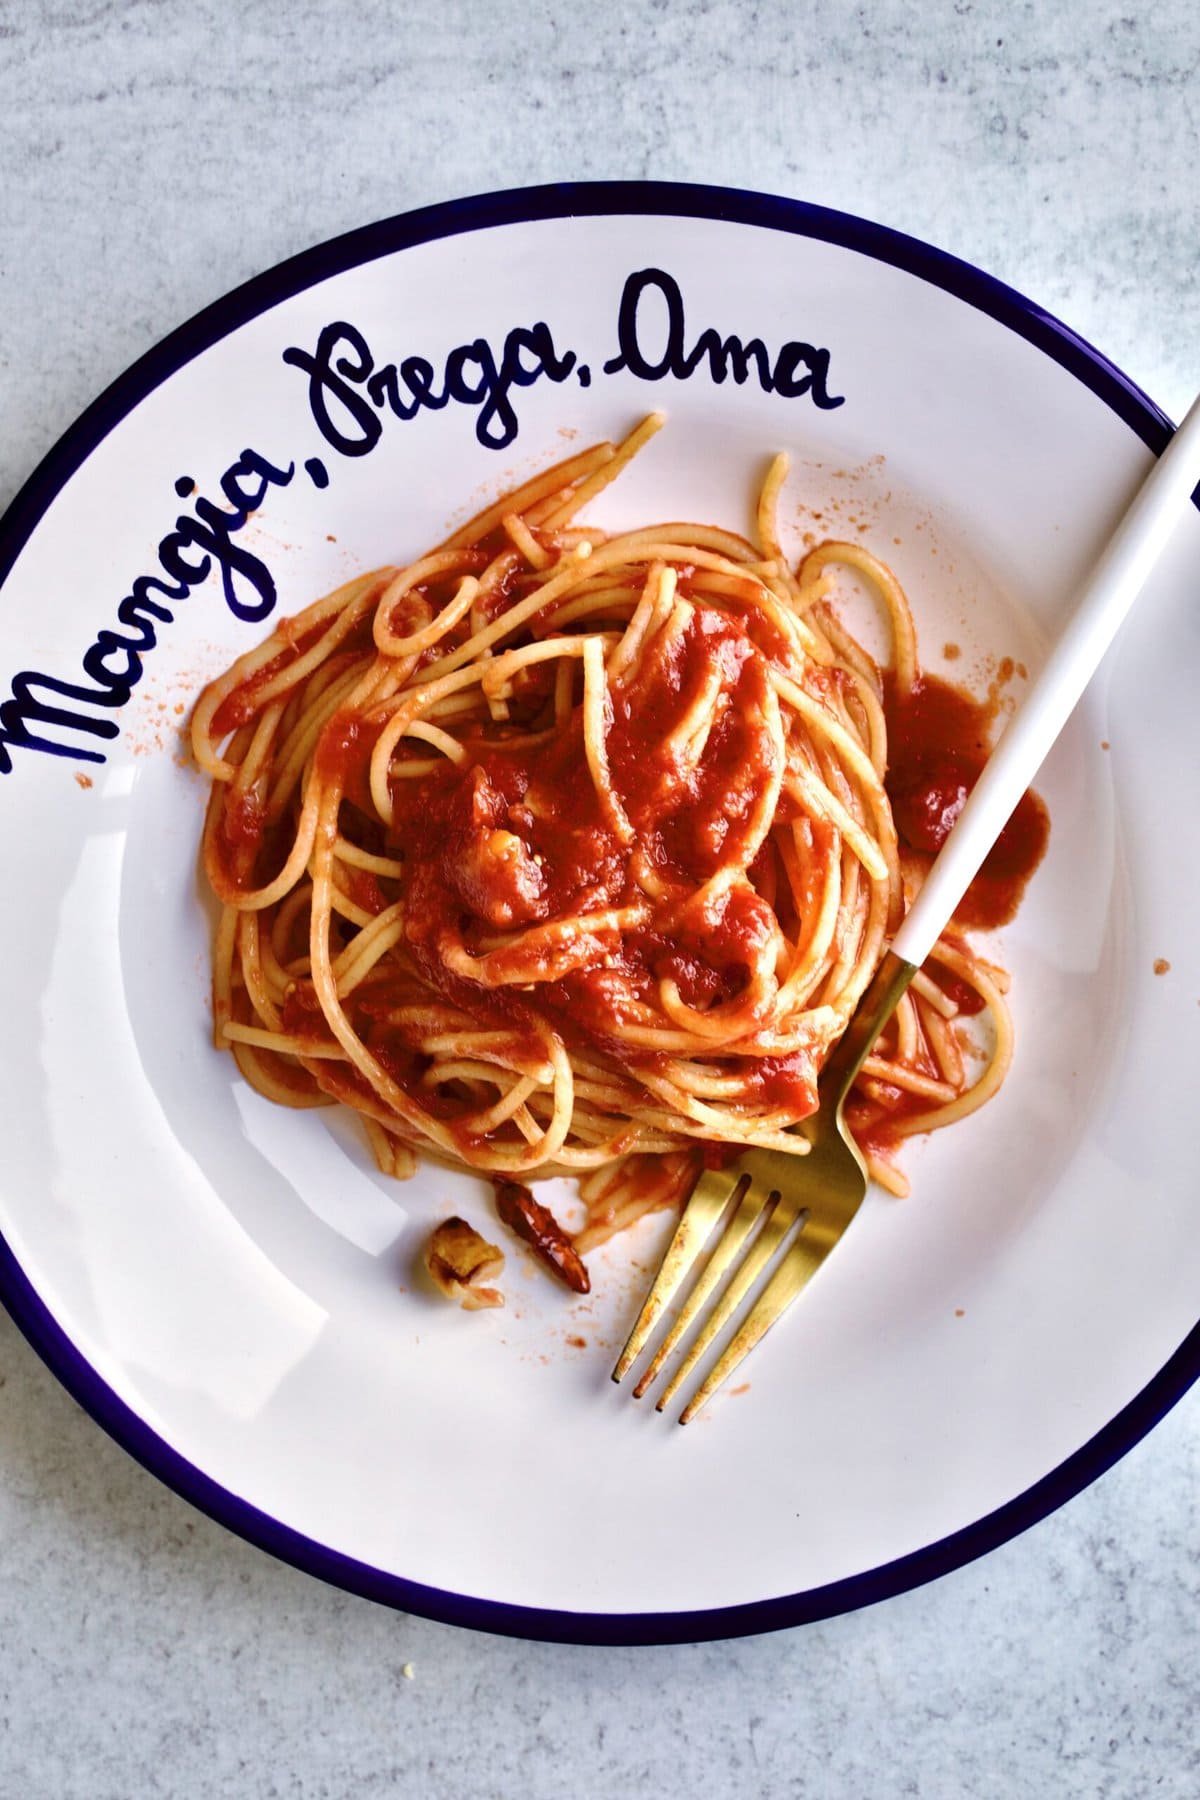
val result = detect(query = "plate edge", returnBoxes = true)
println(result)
[0,178,1196,1646]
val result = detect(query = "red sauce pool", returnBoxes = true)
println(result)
[394,605,788,1043]
[884,672,1049,930]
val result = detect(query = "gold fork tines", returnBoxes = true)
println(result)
[630,1170,770,1401]
[612,951,914,1422]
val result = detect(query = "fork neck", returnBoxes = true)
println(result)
[818,949,916,1108]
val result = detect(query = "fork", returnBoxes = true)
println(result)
[613,390,1200,1422]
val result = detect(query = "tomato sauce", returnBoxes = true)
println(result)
[220,786,266,851]
[744,1049,820,1114]
[211,614,358,736]
[884,672,1049,930]
[388,603,790,1081]
[338,863,388,916]
[211,782,294,894]
[281,982,329,1039]
[847,1079,935,1160]
[935,968,987,1017]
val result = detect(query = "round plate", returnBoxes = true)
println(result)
[1,182,1196,1645]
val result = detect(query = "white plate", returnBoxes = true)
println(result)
[1,184,1196,1645]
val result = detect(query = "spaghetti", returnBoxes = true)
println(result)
[191,416,1044,1255]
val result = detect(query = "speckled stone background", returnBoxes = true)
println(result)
[1,3,1197,1796]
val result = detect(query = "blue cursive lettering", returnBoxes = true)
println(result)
[0,448,294,773]
[603,268,844,410]
[285,317,578,455]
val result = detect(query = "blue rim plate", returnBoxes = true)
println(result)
[0,181,1195,1644]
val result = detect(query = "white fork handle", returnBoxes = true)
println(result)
[893,391,1200,970]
